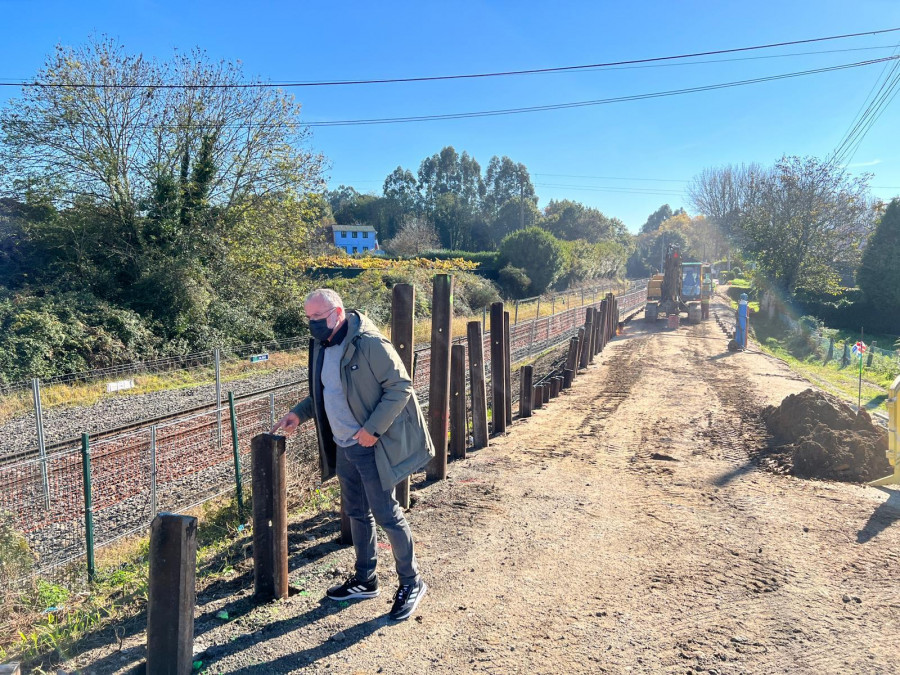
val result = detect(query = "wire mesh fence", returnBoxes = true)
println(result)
[0,282,647,599]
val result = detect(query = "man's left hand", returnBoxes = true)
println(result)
[353,428,378,447]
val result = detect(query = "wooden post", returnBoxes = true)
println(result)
[582,308,595,367]
[533,385,543,410]
[566,337,579,375]
[520,365,534,418]
[490,302,507,435]
[391,284,414,508]
[251,434,289,601]
[450,345,467,461]
[147,513,197,675]
[504,311,512,426]
[596,300,607,355]
[427,274,454,480]
[563,369,575,388]
[467,321,489,450]
[542,383,551,404]
[575,328,586,371]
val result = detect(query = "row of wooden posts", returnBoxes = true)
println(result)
[138,275,621,674]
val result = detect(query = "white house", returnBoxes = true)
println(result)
[332,224,380,255]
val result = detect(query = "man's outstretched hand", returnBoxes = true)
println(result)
[272,411,301,436]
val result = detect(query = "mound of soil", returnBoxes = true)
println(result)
[761,388,890,482]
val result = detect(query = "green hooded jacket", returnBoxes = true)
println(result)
[291,311,435,492]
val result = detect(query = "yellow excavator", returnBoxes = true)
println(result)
[645,246,709,324]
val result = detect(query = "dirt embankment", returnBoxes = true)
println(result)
[763,388,890,482]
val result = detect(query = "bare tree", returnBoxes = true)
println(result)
[383,216,441,256]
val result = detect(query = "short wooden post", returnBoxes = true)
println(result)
[575,328,586,371]
[147,513,197,675]
[467,321,489,450]
[580,310,594,369]
[566,337,579,376]
[449,345,467,461]
[427,274,454,480]
[520,365,534,418]
[533,385,543,410]
[542,383,551,404]
[563,369,575,388]
[503,311,512,426]
[596,300,607,355]
[490,302,507,435]
[391,284,415,508]
[555,376,565,393]
[251,433,289,601]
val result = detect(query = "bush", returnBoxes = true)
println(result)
[731,267,743,278]
[417,250,499,269]
[453,273,500,313]
[719,271,731,283]
[497,264,531,299]
[498,227,563,294]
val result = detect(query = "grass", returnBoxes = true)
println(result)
[0,480,341,669]
[751,317,896,414]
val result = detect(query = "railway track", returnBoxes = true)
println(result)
[1,378,304,467]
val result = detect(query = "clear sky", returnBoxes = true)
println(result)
[1,0,899,231]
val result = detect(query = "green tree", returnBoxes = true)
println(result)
[497,227,562,294]
[858,199,900,310]
[542,199,626,244]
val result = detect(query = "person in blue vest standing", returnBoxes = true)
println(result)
[734,292,750,350]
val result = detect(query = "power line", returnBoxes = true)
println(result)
[304,57,895,127]
[3,56,895,133]
[534,173,689,183]
[1,27,898,89]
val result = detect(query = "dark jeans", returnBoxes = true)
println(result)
[336,443,420,586]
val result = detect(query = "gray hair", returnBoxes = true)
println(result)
[305,288,344,310]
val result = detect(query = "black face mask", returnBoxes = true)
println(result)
[309,318,333,342]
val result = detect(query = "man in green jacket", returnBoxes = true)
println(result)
[272,288,434,621]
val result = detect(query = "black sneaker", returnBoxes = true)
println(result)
[389,579,427,620]
[326,575,380,601]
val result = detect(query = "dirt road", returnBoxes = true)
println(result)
[77,295,900,674]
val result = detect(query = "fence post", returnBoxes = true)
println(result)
[490,302,507,435]
[251,433,289,601]
[467,321,489,450]
[80,433,96,583]
[520,365,534,418]
[450,345,467,461]
[514,300,519,325]
[596,300,608,355]
[150,425,158,517]
[575,328,586,371]
[31,379,50,510]
[529,298,541,357]
[566,337,580,376]
[533,385,543,410]
[504,311,512,427]
[391,284,415,508]
[563,369,575,388]
[147,513,198,675]
[227,392,245,521]
[542,383,551,404]
[215,348,223,450]
[427,274,454,481]
[580,309,594,369]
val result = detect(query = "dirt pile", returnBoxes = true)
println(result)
[762,388,890,482]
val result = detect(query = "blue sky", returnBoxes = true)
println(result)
[1,0,899,231]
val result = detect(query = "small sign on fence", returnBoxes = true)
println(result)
[106,379,135,393]
[249,353,270,363]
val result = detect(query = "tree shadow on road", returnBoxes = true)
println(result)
[857,488,900,543]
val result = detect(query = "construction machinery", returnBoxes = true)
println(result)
[645,246,710,325]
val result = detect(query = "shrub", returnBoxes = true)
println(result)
[731,267,743,278]
[498,227,563,294]
[497,265,531,299]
